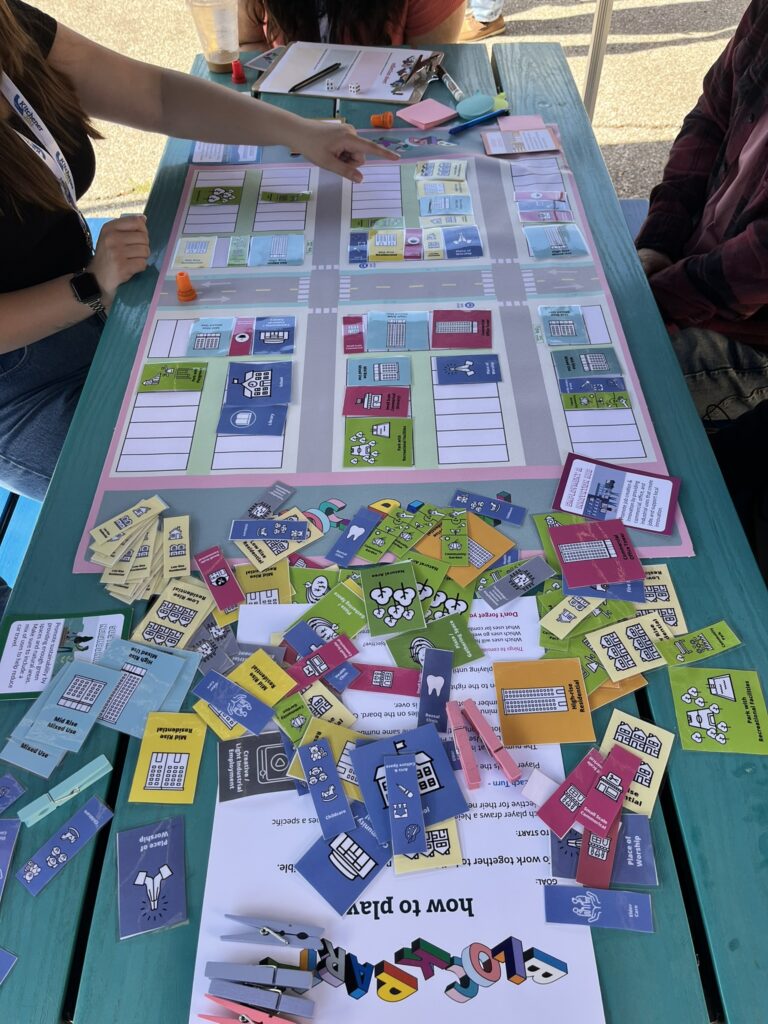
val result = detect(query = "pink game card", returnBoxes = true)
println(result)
[549,520,645,589]
[348,662,421,697]
[343,315,365,354]
[343,386,410,418]
[575,745,642,837]
[576,818,621,887]
[292,635,359,681]
[538,748,604,838]
[194,546,245,612]
[230,316,254,356]
[431,309,492,349]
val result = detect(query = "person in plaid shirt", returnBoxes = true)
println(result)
[636,0,768,428]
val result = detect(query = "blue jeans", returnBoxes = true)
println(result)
[0,317,103,500]
[468,0,503,21]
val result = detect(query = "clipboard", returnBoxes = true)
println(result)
[253,41,444,105]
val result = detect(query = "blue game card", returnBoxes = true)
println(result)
[0,819,21,908]
[323,661,360,693]
[326,508,382,567]
[347,356,411,387]
[253,316,295,355]
[224,360,292,407]
[349,724,469,843]
[550,828,581,879]
[417,648,453,733]
[450,488,527,527]
[611,814,658,887]
[562,578,647,602]
[434,354,502,386]
[0,773,25,813]
[17,796,113,896]
[295,802,390,915]
[216,404,287,436]
[444,225,483,259]
[559,375,626,394]
[193,670,273,737]
[298,738,356,840]
[526,225,589,260]
[0,947,17,987]
[23,662,122,752]
[283,621,323,658]
[229,518,309,542]
[544,885,654,932]
[187,317,235,356]
[116,816,188,939]
[384,756,427,855]
[248,234,304,266]
[96,640,185,738]
[552,347,621,379]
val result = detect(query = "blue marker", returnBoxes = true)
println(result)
[449,108,510,135]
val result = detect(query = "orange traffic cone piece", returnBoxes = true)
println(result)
[370,112,393,129]
[176,271,197,302]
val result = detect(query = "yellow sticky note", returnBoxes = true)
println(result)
[234,508,321,571]
[132,576,214,650]
[493,659,595,745]
[599,709,675,815]
[128,712,206,804]
[227,648,295,707]
[193,698,247,740]
[393,818,463,875]
[634,564,687,635]
[584,613,673,682]
[540,594,605,641]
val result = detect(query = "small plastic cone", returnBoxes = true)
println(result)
[231,59,246,84]
[176,271,197,302]
[370,112,394,129]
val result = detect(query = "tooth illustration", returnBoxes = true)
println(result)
[347,525,365,542]
[426,674,445,696]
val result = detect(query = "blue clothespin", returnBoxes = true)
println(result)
[221,915,324,950]
[17,755,113,827]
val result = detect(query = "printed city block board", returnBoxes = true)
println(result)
[76,133,692,572]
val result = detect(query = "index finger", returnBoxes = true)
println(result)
[342,135,400,162]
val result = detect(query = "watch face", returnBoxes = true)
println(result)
[72,272,101,305]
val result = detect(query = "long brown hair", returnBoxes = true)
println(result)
[246,0,407,47]
[0,0,101,212]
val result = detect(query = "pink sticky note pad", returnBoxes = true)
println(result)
[538,748,604,838]
[496,114,547,132]
[396,99,457,130]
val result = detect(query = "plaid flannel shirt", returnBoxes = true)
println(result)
[636,0,768,341]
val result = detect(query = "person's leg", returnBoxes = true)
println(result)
[0,317,103,501]
[460,0,506,41]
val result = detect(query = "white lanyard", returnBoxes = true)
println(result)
[1,71,93,252]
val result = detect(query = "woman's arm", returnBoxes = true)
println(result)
[48,25,396,181]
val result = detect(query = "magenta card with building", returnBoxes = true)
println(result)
[537,748,604,838]
[430,309,492,349]
[194,546,245,612]
[575,745,642,837]
[347,662,421,697]
[343,315,365,354]
[342,386,411,418]
[549,520,645,589]
[575,818,621,887]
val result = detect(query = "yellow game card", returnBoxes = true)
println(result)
[235,560,292,605]
[162,515,191,579]
[288,719,365,802]
[132,576,214,650]
[415,512,515,585]
[128,712,206,804]
[584,613,673,682]
[493,659,595,745]
[539,594,605,641]
[192,698,247,741]
[588,674,647,711]
[599,709,675,815]
[393,818,463,875]
[227,648,295,707]
[302,681,357,728]
[634,563,687,635]
[127,521,160,584]
[234,508,321,572]
[90,495,167,544]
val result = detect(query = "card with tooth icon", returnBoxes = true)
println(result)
[417,648,453,732]
[360,562,426,638]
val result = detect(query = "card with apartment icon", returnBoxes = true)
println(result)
[599,709,675,816]
[128,712,206,804]
[493,659,595,745]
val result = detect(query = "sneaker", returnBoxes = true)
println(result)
[459,14,506,42]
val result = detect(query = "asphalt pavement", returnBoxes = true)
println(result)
[41,0,747,218]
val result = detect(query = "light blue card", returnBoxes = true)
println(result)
[347,356,412,387]
[0,819,21,908]
[418,194,473,216]
[160,648,202,713]
[192,670,273,736]
[0,947,17,987]
[367,312,429,352]
[444,226,483,259]
[96,641,184,738]
[0,737,65,779]
[526,225,589,260]
[248,234,304,266]
[539,305,589,345]
[187,317,235,356]
[23,663,122,752]
[544,885,654,932]
[0,773,25,813]
[552,347,621,377]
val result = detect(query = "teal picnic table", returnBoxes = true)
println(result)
[0,39,763,1024]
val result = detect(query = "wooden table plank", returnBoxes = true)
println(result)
[493,40,768,1023]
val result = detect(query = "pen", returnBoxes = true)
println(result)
[449,108,510,135]
[288,62,342,94]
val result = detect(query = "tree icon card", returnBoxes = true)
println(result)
[361,561,426,638]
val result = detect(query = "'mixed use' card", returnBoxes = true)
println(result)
[599,709,675,815]
[670,666,768,754]
[116,816,188,940]
[493,659,595,745]
[549,521,645,589]
[544,885,654,932]
[128,713,206,804]
[585,614,674,682]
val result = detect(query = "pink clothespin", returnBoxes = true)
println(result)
[200,993,294,1024]
[461,698,522,784]
[446,700,481,789]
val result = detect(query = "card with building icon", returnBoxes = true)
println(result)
[599,710,674,815]
[493,659,595,745]
[129,712,206,804]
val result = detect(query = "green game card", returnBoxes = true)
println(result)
[440,508,469,565]
[191,185,242,205]
[273,692,312,744]
[561,392,632,412]
[670,666,768,754]
[360,562,425,638]
[426,577,475,623]
[343,419,414,469]
[561,633,610,694]
[357,510,401,564]
[137,362,206,393]
[289,566,339,605]
[388,506,440,559]
[657,620,741,666]
[386,615,483,669]
[227,236,250,267]
[260,190,312,203]
[408,550,449,607]
[288,580,368,641]
[532,512,587,570]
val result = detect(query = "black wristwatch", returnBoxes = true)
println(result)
[70,271,107,322]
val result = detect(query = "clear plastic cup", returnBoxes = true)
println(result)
[187,0,240,73]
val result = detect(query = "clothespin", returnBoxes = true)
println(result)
[17,755,113,827]
[207,979,314,1019]
[221,914,324,950]
[200,993,295,1024]
[205,961,314,991]
[446,701,481,790]
[460,699,522,784]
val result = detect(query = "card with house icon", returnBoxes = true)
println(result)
[599,710,674,815]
